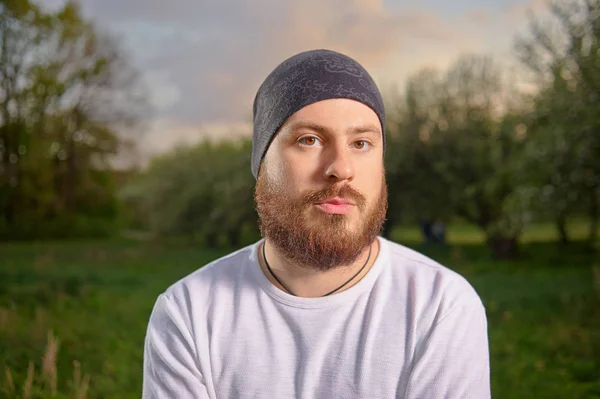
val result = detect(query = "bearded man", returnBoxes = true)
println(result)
[142,49,491,399]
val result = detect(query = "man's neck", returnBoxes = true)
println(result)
[258,238,380,298]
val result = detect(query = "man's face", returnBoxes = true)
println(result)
[255,98,388,271]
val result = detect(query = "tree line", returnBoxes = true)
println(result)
[1,0,598,259]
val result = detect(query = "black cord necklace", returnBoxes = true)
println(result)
[262,242,372,297]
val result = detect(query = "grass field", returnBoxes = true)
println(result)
[1,223,599,398]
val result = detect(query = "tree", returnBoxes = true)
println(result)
[386,55,532,258]
[516,0,600,243]
[121,139,258,248]
[384,69,456,239]
[0,0,145,239]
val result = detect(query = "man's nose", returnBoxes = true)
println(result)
[323,144,354,182]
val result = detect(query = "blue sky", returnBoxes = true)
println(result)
[39,0,546,156]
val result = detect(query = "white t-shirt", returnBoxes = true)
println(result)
[143,237,490,398]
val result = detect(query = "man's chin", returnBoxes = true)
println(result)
[302,214,367,239]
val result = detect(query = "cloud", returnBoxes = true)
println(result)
[65,0,466,127]
[142,70,181,110]
[504,0,549,19]
[139,119,251,156]
[467,9,491,24]
[39,0,507,162]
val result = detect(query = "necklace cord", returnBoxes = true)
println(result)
[262,242,373,297]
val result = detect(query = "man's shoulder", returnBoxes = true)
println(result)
[383,239,469,282]
[162,241,259,305]
[381,238,484,311]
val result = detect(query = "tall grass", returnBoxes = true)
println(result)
[3,329,89,399]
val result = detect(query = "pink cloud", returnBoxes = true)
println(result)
[504,0,549,19]
[262,1,465,67]
[467,9,491,24]
[107,0,469,127]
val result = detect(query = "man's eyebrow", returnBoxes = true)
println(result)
[287,121,329,134]
[349,124,381,135]
[287,121,381,135]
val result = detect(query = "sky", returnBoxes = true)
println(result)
[39,0,547,158]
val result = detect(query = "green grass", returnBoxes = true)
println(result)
[0,225,599,398]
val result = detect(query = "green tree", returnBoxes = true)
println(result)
[0,0,144,239]
[516,0,600,243]
[386,56,531,258]
[121,139,258,248]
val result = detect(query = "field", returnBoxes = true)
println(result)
[1,223,599,398]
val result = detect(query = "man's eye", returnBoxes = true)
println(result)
[353,140,369,150]
[299,137,320,146]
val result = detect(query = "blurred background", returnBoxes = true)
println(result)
[1,0,599,398]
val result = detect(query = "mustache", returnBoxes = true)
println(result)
[300,184,367,209]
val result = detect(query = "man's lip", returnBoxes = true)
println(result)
[316,197,354,206]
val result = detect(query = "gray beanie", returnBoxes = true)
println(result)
[251,49,386,179]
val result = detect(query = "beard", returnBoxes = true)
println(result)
[254,173,388,272]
